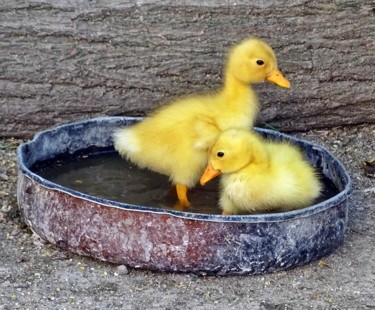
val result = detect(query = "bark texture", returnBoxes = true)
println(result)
[0,0,374,138]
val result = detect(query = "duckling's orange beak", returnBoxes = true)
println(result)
[266,69,291,88]
[200,163,221,186]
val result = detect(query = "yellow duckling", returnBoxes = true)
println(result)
[200,129,322,215]
[114,38,290,207]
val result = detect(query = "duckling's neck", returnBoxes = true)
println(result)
[248,139,271,168]
[221,73,255,102]
[214,73,259,129]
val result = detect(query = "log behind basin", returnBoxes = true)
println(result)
[1,0,374,138]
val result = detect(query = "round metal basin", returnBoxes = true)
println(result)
[17,117,351,275]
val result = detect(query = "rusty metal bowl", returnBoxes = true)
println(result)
[17,117,351,275]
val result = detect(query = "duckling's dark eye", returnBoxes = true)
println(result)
[217,151,225,158]
[256,60,264,65]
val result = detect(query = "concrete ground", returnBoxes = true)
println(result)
[1,124,374,309]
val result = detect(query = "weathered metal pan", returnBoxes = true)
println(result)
[17,117,351,275]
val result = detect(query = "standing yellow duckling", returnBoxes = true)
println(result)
[200,129,322,215]
[114,38,290,207]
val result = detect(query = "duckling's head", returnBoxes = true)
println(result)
[225,38,290,88]
[200,129,267,185]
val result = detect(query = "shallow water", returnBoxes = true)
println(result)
[31,147,339,215]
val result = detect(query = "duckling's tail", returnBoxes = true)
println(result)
[113,127,139,159]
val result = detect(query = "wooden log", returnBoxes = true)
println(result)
[0,0,374,138]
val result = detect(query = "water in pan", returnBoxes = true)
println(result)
[31,147,339,215]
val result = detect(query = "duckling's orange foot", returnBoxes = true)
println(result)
[222,210,233,216]
[175,184,191,208]
[173,201,190,212]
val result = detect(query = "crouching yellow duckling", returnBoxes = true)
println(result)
[200,129,322,215]
[114,38,290,207]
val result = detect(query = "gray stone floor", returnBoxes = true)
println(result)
[1,124,374,309]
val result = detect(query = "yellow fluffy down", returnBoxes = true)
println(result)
[207,129,322,214]
[113,37,290,190]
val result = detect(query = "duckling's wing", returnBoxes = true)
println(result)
[192,115,221,151]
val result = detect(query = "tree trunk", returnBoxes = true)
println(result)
[0,0,374,138]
